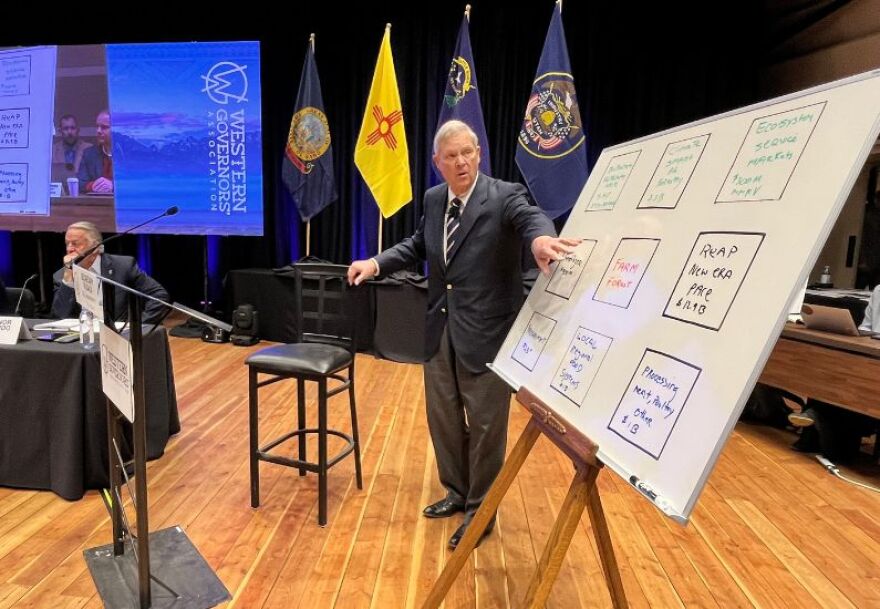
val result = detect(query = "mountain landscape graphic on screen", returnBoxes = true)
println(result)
[107,41,263,236]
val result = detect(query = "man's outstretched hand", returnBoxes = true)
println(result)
[531,236,581,275]
[347,259,378,286]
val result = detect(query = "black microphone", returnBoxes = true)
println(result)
[447,200,461,220]
[14,273,38,316]
[69,206,179,267]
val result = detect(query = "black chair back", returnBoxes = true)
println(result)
[6,288,35,317]
[293,263,355,353]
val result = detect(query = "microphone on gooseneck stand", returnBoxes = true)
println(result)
[14,274,38,316]
[68,206,180,268]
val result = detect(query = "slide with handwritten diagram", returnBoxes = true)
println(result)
[586,150,640,212]
[493,71,880,521]
[0,46,56,215]
[550,326,613,406]
[717,103,825,203]
[664,232,765,330]
[638,134,710,209]
[512,312,557,371]
[593,238,660,308]
[608,349,701,459]
[545,239,597,299]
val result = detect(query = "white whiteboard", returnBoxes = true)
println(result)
[0,45,56,215]
[493,70,880,522]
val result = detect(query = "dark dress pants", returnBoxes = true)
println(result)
[423,326,511,522]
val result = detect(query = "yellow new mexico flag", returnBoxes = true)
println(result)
[354,25,412,218]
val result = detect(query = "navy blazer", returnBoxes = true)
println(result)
[375,174,555,373]
[52,253,169,323]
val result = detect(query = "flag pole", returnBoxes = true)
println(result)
[375,22,392,255]
[303,32,316,258]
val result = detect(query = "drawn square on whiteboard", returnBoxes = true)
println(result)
[638,134,710,209]
[0,55,32,95]
[0,164,28,203]
[550,326,613,406]
[512,312,557,371]
[593,238,660,308]
[716,102,826,203]
[545,239,597,299]
[586,150,641,211]
[608,349,702,459]
[663,231,765,330]
[0,108,30,148]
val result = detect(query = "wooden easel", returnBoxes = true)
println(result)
[421,387,629,609]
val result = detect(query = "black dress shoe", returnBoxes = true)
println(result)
[422,497,465,519]
[448,521,494,550]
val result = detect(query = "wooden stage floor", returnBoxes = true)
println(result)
[1,336,879,608]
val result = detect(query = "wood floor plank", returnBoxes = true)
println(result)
[369,368,431,609]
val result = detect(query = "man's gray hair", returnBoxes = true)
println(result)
[67,221,104,253]
[433,120,479,154]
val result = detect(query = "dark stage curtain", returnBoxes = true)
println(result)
[5,2,770,314]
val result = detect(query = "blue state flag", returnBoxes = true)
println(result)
[515,2,587,219]
[436,12,491,176]
[282,42,337,221]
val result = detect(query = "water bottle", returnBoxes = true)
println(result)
[79,309,96,349]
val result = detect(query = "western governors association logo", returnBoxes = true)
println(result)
[443,56,475,109]
[201,61,249,105]
[287,107,331,174]
[518,71,584,159]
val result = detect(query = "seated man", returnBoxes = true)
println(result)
[77,109,114,194]
[788,285,880,460]
[52,221,169,323]
[52,114,92,174]
[858,284,880,333]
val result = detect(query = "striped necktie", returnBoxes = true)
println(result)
[445,198,462,262]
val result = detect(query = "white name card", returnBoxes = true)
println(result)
[100,327,134,422]
[73,264,105,320]
[0,317,32,345]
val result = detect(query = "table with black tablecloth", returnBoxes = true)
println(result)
[0,325,179,500]
[226,267,380,351]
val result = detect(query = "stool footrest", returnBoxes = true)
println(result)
[258,428,356,472]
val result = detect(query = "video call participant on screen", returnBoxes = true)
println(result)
[77,110,114,194]
[52,221,169,324]
[347,120,577,550]
[51,114,92,173]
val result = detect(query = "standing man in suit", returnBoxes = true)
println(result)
[52,221,169,323]
[348,120,578,549]
[52,114,92,175]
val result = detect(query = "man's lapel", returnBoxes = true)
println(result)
[102,255,116,279]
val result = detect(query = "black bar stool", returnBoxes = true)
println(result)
[246,263,363,525]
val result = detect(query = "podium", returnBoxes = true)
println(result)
[79,273,233,608]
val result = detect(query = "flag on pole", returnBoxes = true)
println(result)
[355,25,412,218]
[436,8,491,176]
[515,1,587,219]
[282,38,337,222]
